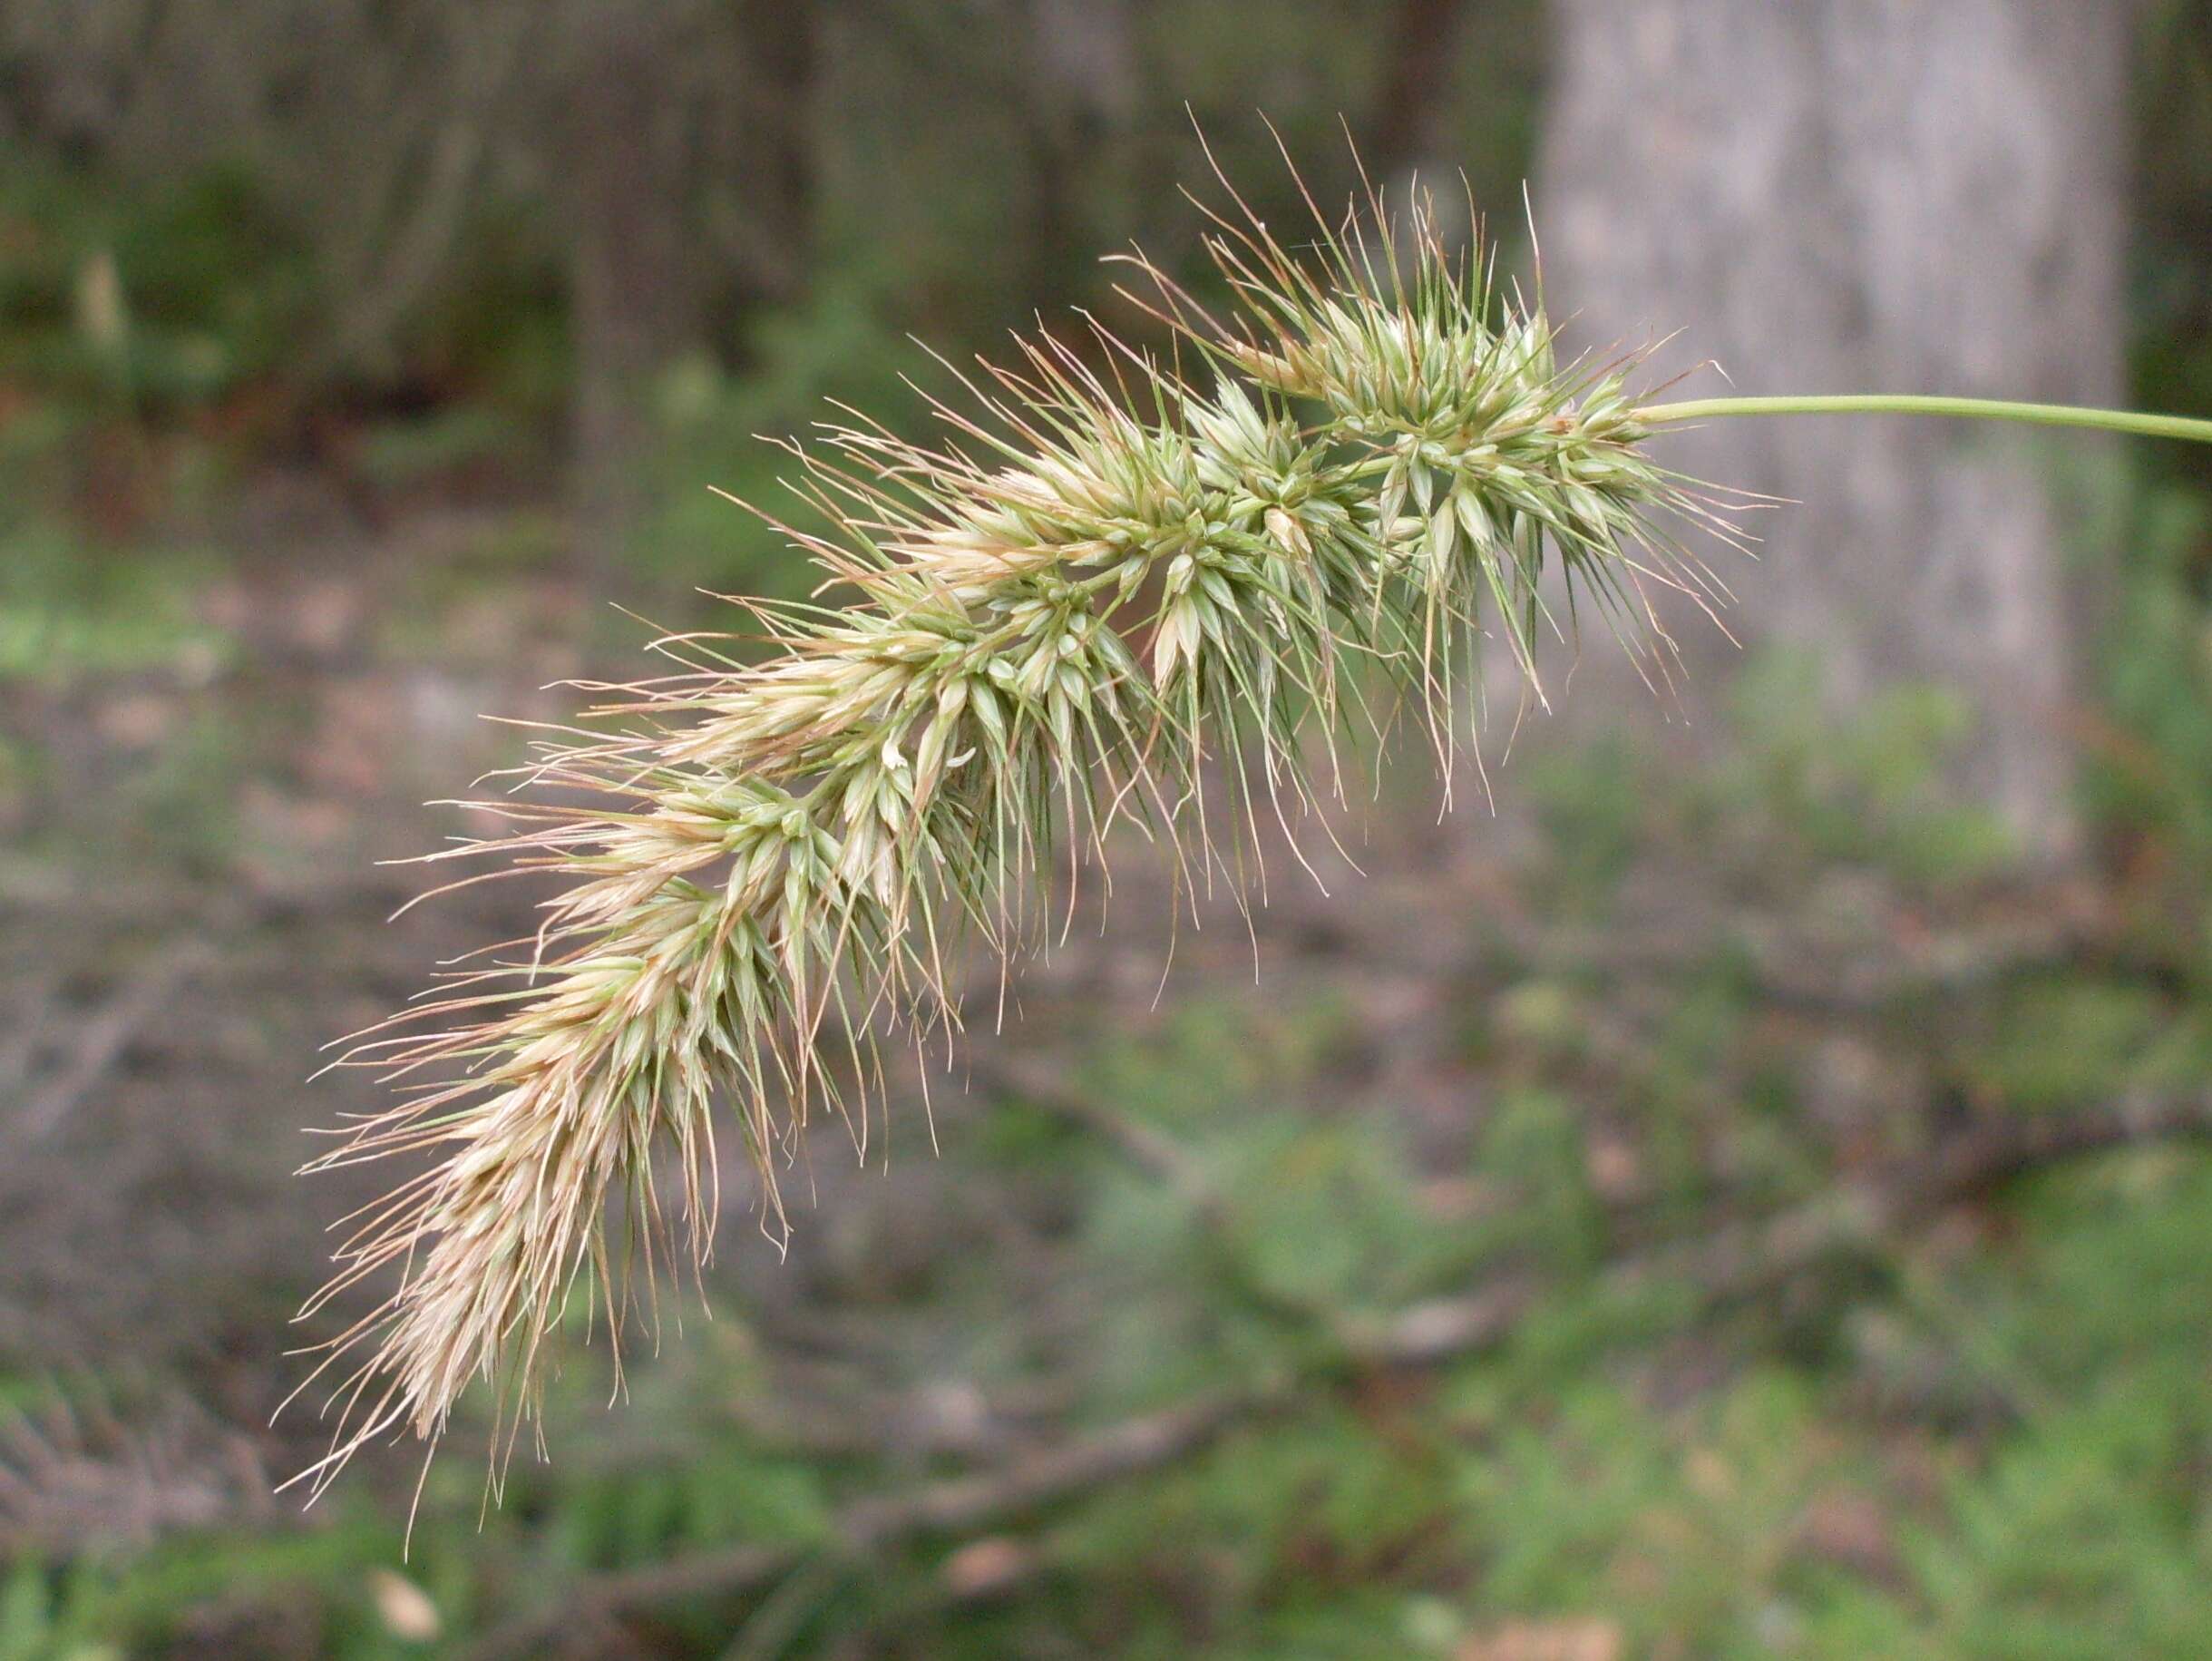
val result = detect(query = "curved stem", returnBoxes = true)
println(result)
[1637,394,2212,447]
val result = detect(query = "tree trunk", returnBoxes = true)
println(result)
[1366,0,1473,188]
[1536,1,2132,865]
[1022,0,1140,301]
[558,5,706,574]
[705,0,819,306]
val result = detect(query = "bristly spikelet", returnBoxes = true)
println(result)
[287,149,1738,1498]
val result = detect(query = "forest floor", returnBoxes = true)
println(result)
[5,483,2212,1659]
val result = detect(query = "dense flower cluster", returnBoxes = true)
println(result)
[290,171,1731,1493]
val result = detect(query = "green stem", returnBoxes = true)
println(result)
[1637,394,2212,447]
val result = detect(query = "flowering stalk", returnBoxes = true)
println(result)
[1641,393,2212,445]
[290,161,2212,1495]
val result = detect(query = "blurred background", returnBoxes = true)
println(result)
[3,2,2212,1656]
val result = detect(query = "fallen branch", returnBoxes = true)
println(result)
[1376,1087,2212,1363]
[976,1051,1365,1340]
[10,940,212,1148]
[467,1390,1266,1661]
[975,1054,1205,1199]
[467,1089,2212,1660]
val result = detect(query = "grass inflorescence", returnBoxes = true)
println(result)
[287,151,1742,1497]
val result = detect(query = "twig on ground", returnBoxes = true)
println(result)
[0,972,62,1097]
[468,1390,1263,1661]
[976,1051,1365,1341]
[9,939,212,1147]
[1494,910,2091,1015]
[976,1053,1205,1199]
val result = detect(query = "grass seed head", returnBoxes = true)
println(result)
[290,151,1732,1497]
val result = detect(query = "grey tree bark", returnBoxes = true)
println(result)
[553,0,820,573]
[1536,1,2133,864]
[1021,0,1142,298]
[1367,0,1475,187]
[555,4,709,572]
